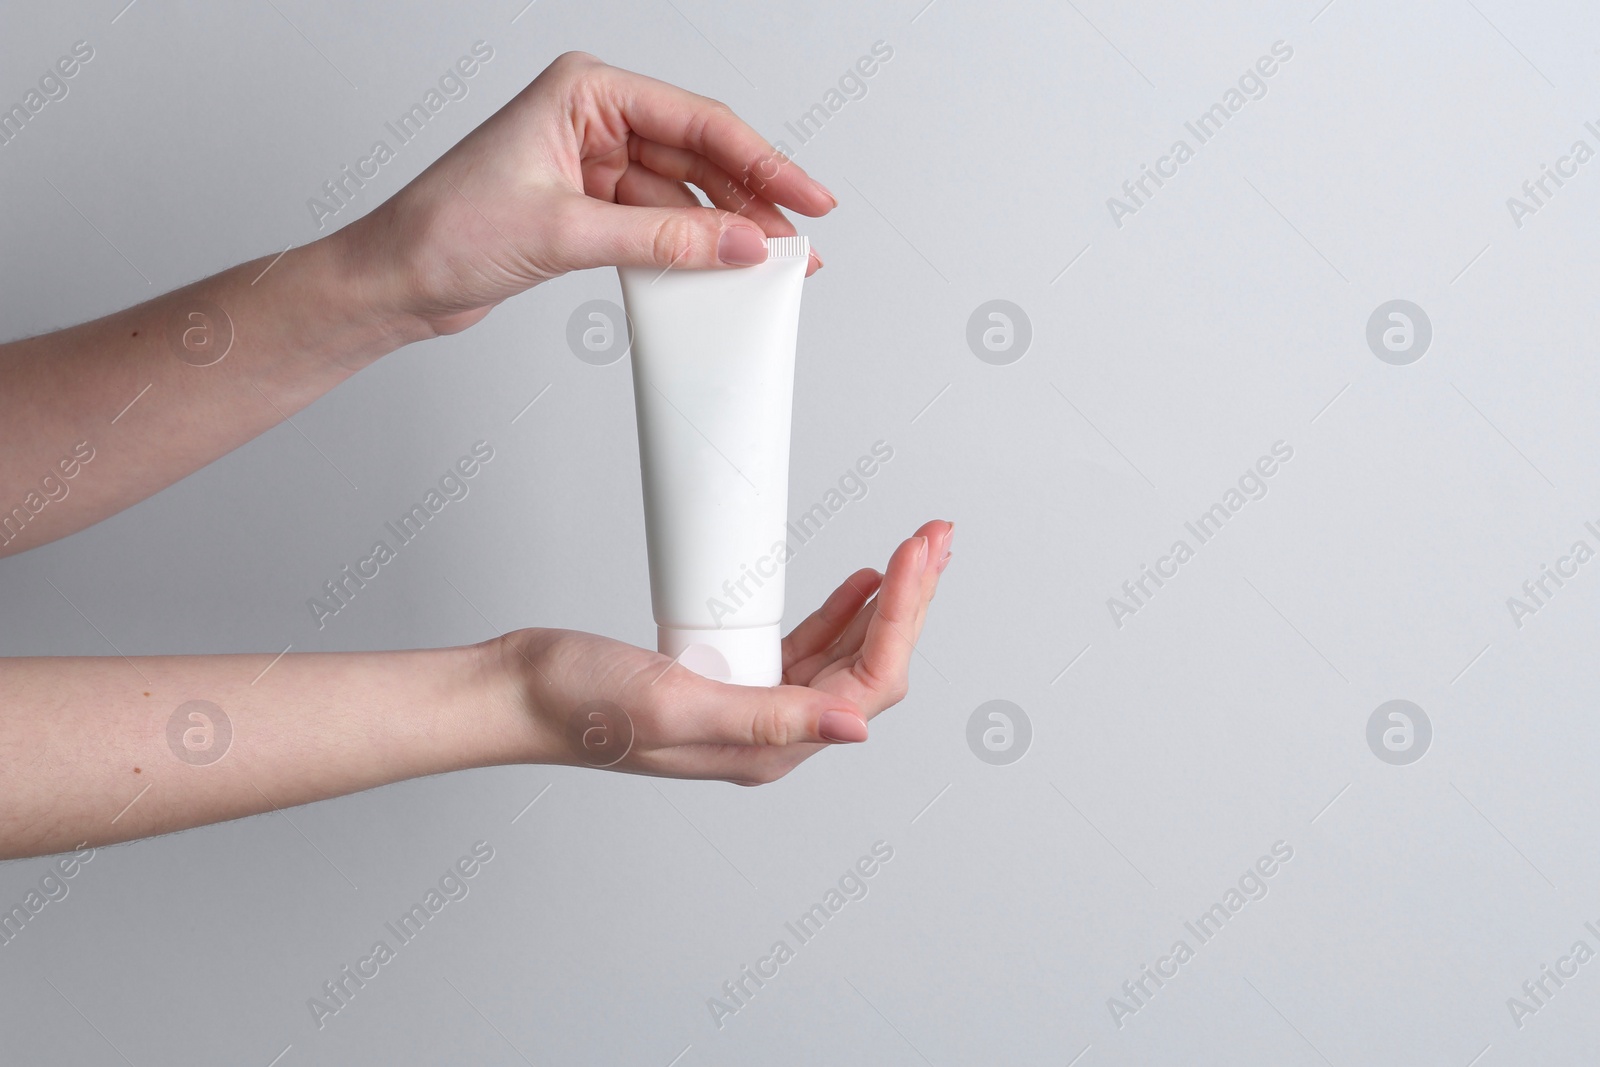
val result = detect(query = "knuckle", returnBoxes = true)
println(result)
[650,213,697,265]
[689,157,719,190]
[858,658,906,705]
[685,98,733,151]
[748,695,793,748]
[551,50,601,77]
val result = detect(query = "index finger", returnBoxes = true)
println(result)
[598,64,836,217]
[853,534,931,702]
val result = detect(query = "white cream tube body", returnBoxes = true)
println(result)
[617,236,810,686]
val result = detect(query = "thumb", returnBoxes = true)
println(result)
[663,674,868,748]
[553,200,770,272]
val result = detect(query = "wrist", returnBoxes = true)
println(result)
[216,228,424,395]
[313,207,440,360]
[472,630,566,767]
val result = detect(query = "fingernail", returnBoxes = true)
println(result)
[935,550,952,575]
[718,227,768,265]
[808,248,824,271]
[815,180,839,208]
[912,535,930,574]
[818,709,868,743]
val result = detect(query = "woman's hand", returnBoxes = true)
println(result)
[343,50,835,339]
[0,50,831,557]
[493,520,953,785]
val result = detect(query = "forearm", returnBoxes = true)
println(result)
[0,228,422,557]
[0,640,536,860]
[0,50,837,559]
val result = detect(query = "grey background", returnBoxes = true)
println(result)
[1,0,1597,1063]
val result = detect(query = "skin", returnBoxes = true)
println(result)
[0,53,951,862]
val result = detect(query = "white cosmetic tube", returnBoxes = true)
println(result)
[617,236,810,687]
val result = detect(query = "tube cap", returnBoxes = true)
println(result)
[658,625,782,688]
